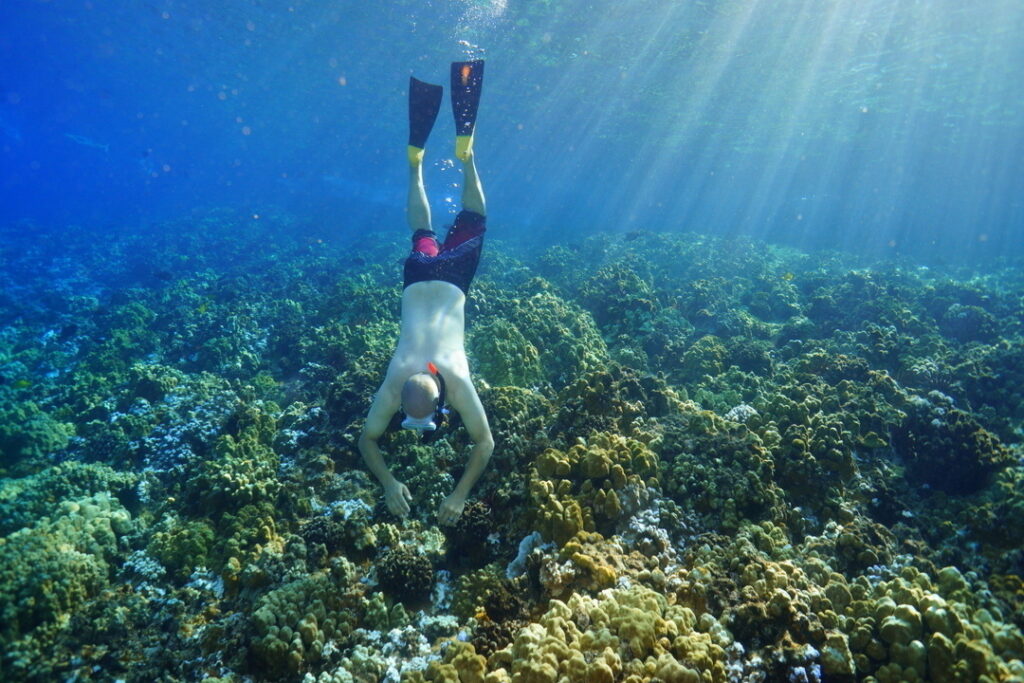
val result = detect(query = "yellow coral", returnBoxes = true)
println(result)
[529,433,659,547]
[492,584,730,683]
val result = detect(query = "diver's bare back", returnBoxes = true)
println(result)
[385,280,470,388]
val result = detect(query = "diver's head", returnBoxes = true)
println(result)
[401,372,440,430]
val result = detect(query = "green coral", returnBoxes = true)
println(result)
[219,502,285,570]
[487,583,733,682]
[939,303,998,343]
[480,385,553,470]
[839,565,1024,681]
[506,290,610,390]
[0,461,137,535]
[659,408,782,532]
[468,318,544,389]
[84,301,159,380]
[191,430,281,511]
[679,335,727,383]
[250,560,359,677]
[577,260,658,336]
[128,362,184,402]
[186,401,282,513]
[376,547,434,604]
[147,518,215,580]
[0,401,74,474]
[551,365,683,443]
[451,564,511,620]
[0,494,132,672]
[893,396,1013,494]
[299,501,379,565]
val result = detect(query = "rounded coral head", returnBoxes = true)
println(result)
[402,372,439,419]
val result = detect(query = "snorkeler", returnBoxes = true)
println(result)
[358,61,493,526]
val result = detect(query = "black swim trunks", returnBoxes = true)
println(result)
[403,210,486,295]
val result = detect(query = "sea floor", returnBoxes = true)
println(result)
[1,210,1022,682]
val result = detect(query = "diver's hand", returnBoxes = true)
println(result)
[384,481,412,518]
[438,492,466,526]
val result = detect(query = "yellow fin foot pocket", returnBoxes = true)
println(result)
[408,144,425,166]
[455,135,474,163]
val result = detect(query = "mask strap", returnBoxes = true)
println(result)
[426,361,448,428]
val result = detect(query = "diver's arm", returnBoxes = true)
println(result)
[438,374,493,524]
[358,383,411,516]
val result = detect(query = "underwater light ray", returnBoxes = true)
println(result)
[951,11,1024,248]
[633,0,830,240]
[568,1,715,229]
[715,1,850,241]
[493,0,690,232]
[606,0,764,233]
[738,0,902,248]
[834,0,972,254]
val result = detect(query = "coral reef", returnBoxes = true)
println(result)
[377,547,436,604]
[530,432,659,546]
[0,494,132,676]
[250,560,361,677]
[2,217,1023,682]
[0,400,74,474]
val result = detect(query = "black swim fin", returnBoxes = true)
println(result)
[451,60,484,162]
[409,76,443,165]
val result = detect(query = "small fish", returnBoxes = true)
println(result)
[352,256,366,266]
[65,133,109,153]
[624,231,642,242]
[780,272,795,281]
[57,324,79,342]
[13,378,32,389]
[154,270,173,281]
[197,301,210,314]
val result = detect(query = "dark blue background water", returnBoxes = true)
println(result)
[2,0,1022,262]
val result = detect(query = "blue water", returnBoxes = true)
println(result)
[5,4,1024,680]
[2,0,1022,262]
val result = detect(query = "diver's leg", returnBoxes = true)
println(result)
[407,162,431,233]
[460,152,486,216]
[450,61,486,216]
[451,60,484,166]
[407,77,443,234]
